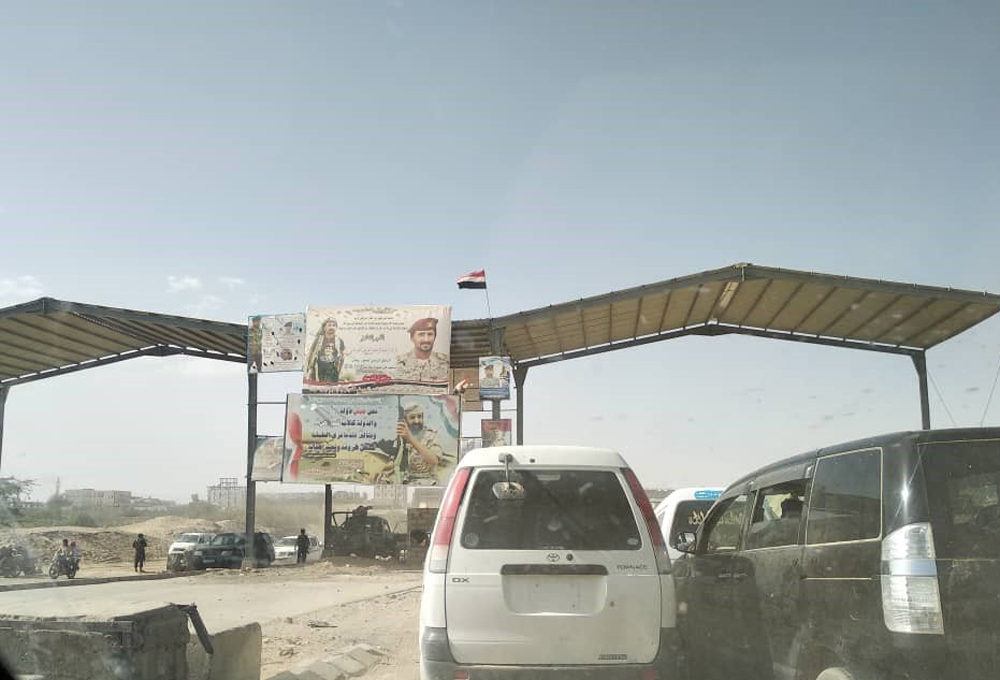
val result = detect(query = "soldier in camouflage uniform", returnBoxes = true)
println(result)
[396,317,449,383]
[374,401,454,484]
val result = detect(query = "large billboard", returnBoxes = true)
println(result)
[248,314,306,373]
[302,305,451,394]
[481,419,512,448]
[283,393,460,485]
[250,436,284,482]
[478,356,513,401]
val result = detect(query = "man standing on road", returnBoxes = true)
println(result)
[133,533,148,573]
[296,528,310,565]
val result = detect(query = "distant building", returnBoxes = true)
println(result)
[63,488,132,508]
[131,496,177,513]
[372,484,407,506]
[207,478,246,509]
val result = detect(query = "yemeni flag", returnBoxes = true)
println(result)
[457,269,487,289]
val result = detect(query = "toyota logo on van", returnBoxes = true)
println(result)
[546,553,560,562]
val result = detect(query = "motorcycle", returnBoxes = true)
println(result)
[49,553,78,580]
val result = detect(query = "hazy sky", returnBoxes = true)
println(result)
[2,1,999,501]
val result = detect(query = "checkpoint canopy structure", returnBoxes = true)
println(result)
[2,263,1000,561]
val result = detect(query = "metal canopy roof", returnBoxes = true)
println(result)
[0,298,247,386]
[3,263,999,385]
[492,263,1000,367]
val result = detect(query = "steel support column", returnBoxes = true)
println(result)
[0,385,9,471]
[912,352,931,430]
[244,372,258,567]
[513,365,528,445]
[322,484,333,558]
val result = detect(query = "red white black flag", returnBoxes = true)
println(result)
[457,269,487,289]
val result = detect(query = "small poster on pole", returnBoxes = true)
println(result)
[481,419,512,448]
[248,314,306,373]
[478,356,512,401]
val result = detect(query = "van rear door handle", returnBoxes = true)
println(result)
[716,572,732,581]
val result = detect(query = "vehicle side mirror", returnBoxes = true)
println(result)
[674,531,697,553]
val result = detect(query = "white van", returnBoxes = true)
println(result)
[419,445,680,679]
[653,487,724,561]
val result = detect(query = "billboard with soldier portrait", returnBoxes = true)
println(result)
[282,393,460,486]
[478,356,513,400]
[247,313,306,373]
[302,305,451,394]
[481,419,512,447]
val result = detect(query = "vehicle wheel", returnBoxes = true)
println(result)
[48,565,59,579]
[816,668,853,680]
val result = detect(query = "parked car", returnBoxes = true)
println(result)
[273,534,321,563]
[654,487,724,561]
[419,445,679,680]
[190,532,275,570]
[673,427,1000,680]
[166,532,215,572]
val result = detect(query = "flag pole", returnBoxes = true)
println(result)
[484,285,493,320]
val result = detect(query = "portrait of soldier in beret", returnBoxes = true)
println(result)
[396,317,449,382]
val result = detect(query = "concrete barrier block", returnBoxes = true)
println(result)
[187,621,262,680]
[327,654,366,677]
[262,672,298,680]
[298,661,346,680]
[342,644,382,668]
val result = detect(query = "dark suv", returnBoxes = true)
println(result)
[673,428,1000,680]
[190,532,275,569]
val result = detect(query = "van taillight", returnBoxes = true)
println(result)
[428,467,471,574]
[881,522,944,635]
[623,468,671,574]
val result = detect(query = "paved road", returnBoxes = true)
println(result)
[0,571,421,631]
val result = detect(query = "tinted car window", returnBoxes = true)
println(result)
[667,500,715,544]
[745,480,808,550]
[701,494,748,553]
[460,469,641,550]
[807,449,881,544]
[921,439,1000,559]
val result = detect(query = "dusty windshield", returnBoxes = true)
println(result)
[0,3,998,680]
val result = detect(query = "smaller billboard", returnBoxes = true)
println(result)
[248,314,306,373]
[250,436,284,482]
[481,419,512,448]
[478,356,513,401]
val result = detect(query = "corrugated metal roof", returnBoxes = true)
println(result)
[492,264,1000,364]
[0,298,247,385]
[3,263,998,385]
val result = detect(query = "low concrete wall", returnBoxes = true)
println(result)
[0,605,190,680]
[187,621,262,680]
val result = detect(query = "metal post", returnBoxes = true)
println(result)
[513,365,528,445]
[491,400,501,420]
[0,386,8,472]
[244,372,258,567]
[911,353,931,430]
[322,484,333,558]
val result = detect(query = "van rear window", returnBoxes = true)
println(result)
[921,440,1000,559]
[459,469,642,551]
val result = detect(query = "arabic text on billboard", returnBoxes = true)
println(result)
[478,356,513,401]
[283,393,460,486]
[248,314,306,373]
[302,305,451,394]
[251,436,284,482]
[481,419,512,448]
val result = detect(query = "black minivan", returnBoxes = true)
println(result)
[673,428,1000,680]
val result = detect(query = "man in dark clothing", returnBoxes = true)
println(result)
[295,529,310,565]
[133,533,148,573]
